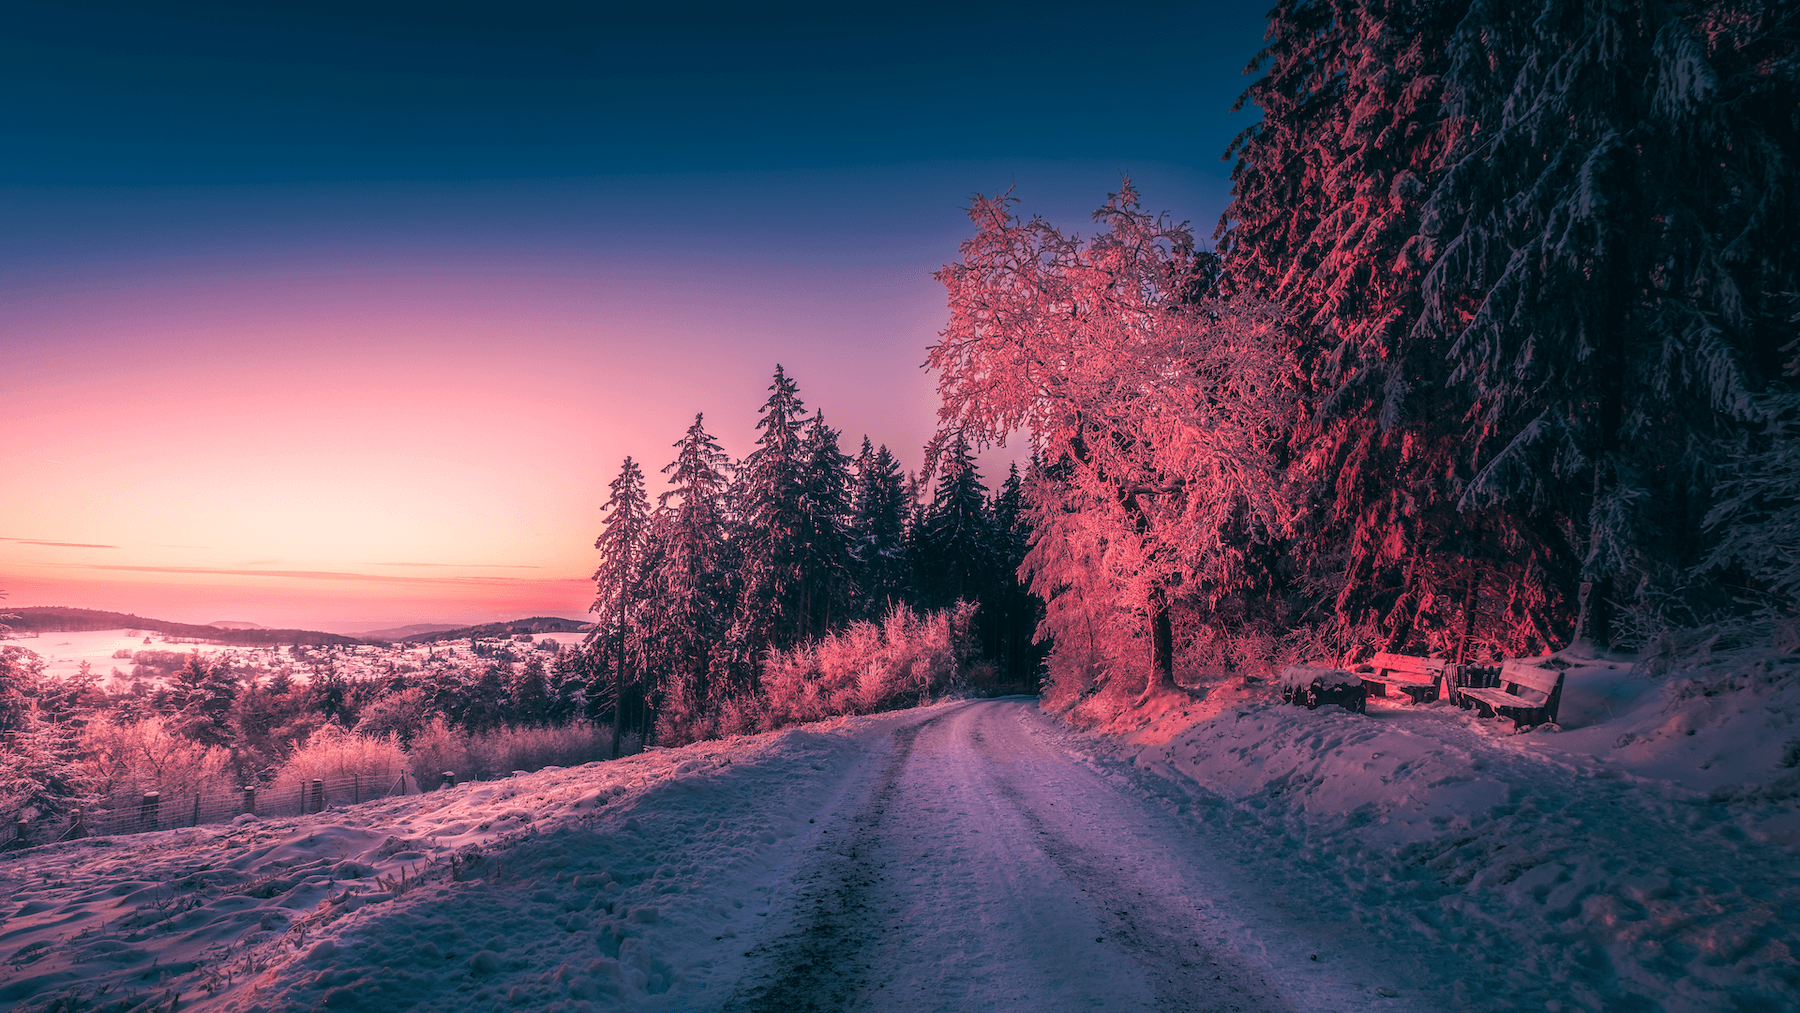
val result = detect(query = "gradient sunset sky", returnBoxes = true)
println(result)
[2,1,1269,633]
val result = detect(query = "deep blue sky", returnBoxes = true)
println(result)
[1,0,1275,628]
[4,1,1270,263]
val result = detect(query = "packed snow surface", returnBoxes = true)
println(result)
[3,657,1797,1013]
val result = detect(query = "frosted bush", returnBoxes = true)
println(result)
[691,603,978,742]
[78,715,234,803]
[405,718,617,785]
[278,724,408,785]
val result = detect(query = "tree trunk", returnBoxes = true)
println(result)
[1142,585,1175,698]
[1455,569,1481,664]
[1571,450,1617,657]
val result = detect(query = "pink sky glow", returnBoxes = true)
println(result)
[2,253,987,633]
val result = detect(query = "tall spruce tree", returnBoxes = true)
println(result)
[1416,0,1800,650]
[736,366,811,654]
[648,414,736,721]
[918,434,993,610]
[796,414,855,640]
[589,456,649,757]
[1218,0,1563,660]
[850,438,912,619]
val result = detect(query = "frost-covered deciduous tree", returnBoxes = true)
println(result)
[932,183,1297,697]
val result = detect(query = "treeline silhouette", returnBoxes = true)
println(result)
[584,365,1042,745]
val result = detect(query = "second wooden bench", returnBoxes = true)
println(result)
[1355,652,1451,704]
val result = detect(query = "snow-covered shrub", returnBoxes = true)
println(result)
[462,721,614,777]
[697,603,977,741]
[403,718,619,785]
[77,714,234,806]
[277,724,408,785]
[715,695,764,738]
[405,718,472,788]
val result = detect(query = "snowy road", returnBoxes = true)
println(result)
[2,699,1432,1013]
[722,700,1410,1013]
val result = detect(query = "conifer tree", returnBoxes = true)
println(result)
[1217,0,1554,659]
[508,655,550,726]
[589,456,649,757]
[796,414,855,640]
[735,366,811,653]
[647,414,735,720]
[1416,0,1799,650]
[170,651,238,748]
[917,434,992,610]
[988,461,1044,683]
[850,439,912,619]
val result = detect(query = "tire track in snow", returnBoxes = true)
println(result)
[972,714,1295,1013]
[721,714,940,1012]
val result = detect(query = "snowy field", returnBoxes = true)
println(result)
[2,657,1796,1012]
[0,629,576,689]
[1,631,232,684]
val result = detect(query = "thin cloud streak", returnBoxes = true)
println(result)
[364,561,548,569]
[0,537,120,548]
[42,562,588,587]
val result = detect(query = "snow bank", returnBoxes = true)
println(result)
[1109,653,1800,1013]
[1277,664,1361,691]
[0,706,943,1012]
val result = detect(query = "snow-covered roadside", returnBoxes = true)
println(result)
[1073,655,1800,1013]
[0,704,956,1013]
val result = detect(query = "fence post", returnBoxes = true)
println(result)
[13,819,27,846]
[441,771,455,790]
[243,786,256,816]
[139,792,161,832]
[353,772,360,805]
[297,781,306,815]
[191,794,201,827]
[310,779,324,813]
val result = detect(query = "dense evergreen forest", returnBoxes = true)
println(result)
[932,0,1798,709]
[583,365,1042,746]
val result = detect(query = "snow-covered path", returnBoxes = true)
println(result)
[2,699,1433,1013]
[723,700,1419,1013]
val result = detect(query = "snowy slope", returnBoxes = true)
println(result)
[4,657,1796,1013]
[1109,654,1800,1013]
[0,706,929,1012]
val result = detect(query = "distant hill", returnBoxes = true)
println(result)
[5,607,362,646]
[358,622,465,641]
[393,616,593,643]
[207,620,271,630]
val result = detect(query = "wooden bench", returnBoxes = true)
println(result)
[1455,658,1564,729]
[1355,652,1450,704]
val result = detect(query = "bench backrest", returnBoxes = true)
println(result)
[1368,652,1450,676]
[1499,659,1563,698]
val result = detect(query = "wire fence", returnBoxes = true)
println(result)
[25,768,429,845]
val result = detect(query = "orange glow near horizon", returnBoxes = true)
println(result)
[2,257,974,632]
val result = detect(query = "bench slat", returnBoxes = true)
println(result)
[1460,687,1538,709]
[1359,670,1436,685]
